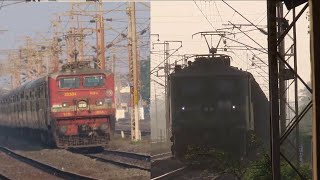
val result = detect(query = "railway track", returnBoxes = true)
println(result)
[152,166,228,180]
[76,149,150,171]
[151,166,187,180]
[151,152,172,162]
[0,173,10,180]
[103,150,150,161]
[115,129,150,137]
[0,146,97,180]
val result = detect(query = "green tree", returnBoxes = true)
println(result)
[244,153,311,180]
[140,57,150,119]
[299,82,312,136]
[297,82,313,166]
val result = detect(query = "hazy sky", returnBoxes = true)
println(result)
[151,1,311,96]
[150,1,311,140]
[0,1,150,88]
[0,1,149,56]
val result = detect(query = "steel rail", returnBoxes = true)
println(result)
[0,173,10,180]
[75,150,151,171]
[151,166,187,180]
[0,146,97,180]
[84,153,150,171]
[103,150,150,162]
[114,129,150,136]
[151,152,172,162]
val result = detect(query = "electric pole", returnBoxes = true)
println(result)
[51,19,60,72]
[277,1,287,135]
[96,0,105,70]
[164,42,169,141]
[127,2,140,141]
[154,82,158,141]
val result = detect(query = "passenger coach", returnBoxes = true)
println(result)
[0,61,116,148]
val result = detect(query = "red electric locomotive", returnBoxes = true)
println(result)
[0,61,116,148]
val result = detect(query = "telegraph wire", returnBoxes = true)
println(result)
[193,0,216,31]
[0,0,5,11]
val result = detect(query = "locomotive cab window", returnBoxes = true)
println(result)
[83,75,105,87]
[59,77,80,89]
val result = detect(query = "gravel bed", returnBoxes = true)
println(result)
[178,171,237,180]
[152,160,229,180]
[0,152,60,180]
[151,159,185,178]
[151,141,171,155]
[106,136,150,155]
[93,153,150,170]
[0,136,149,180]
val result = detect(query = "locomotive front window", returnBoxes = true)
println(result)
[84,76,105,87]
[59,77,80,89]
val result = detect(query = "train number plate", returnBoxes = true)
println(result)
[64,92,77,96]
[90,91,98,95]
[95,110,106,115]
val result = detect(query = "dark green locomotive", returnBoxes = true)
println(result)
[168,55,269,159]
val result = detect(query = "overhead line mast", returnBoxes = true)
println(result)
[127,2,140,141]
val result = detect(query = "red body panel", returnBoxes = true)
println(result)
[48,73,115,147]
[0,63,116,148]
[49,73,115,118]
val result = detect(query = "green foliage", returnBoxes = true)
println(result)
[244,153,312,180]
[183,137,311,179]
[299,81,312,136]
[184,145,248,179]
[140,58,150,118]
[243,153,272,180]
[129,140,142,145]
[182,132,267,179]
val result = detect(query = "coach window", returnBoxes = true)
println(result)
[83,75,105,87]
[59,77,80,89]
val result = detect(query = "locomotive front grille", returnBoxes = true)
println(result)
[57,134,109,148]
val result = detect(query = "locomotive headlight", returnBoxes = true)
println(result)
[62,102,68,108]
[232,105,236,109]
[96,100,104,106]
[181,106,185,111]
[106,89,113,97]
[78,101,88,108]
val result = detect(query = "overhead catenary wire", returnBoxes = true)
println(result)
[193,0,216,31]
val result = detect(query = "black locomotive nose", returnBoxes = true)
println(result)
[202,105,215,112]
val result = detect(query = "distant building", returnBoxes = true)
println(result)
[115,85,145,121]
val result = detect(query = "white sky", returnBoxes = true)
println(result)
[150,1,311,140]
[151,1,311,96]
[0,2,149,88]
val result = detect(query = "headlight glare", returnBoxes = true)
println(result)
[62,102,68,108]
[96,100,104,106]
